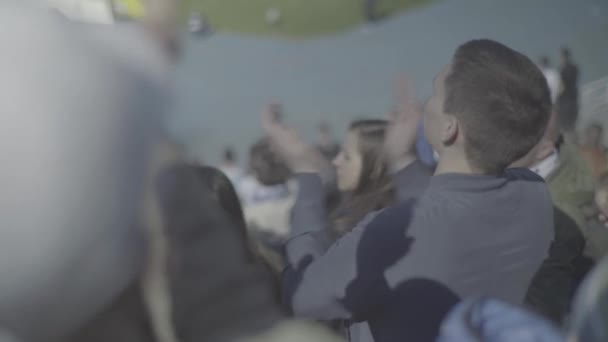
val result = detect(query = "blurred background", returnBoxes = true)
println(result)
[58,0,608,164]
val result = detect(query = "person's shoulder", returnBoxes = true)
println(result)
[363,199,420,234]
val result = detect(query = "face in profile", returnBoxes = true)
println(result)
[333,130,364,192]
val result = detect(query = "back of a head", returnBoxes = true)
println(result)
[156,164,284,341]
[445,39,552,174]
[249,138,291,186]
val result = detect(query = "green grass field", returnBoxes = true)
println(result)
[182,0,432,38]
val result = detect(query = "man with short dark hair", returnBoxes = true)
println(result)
[267,39,554,341]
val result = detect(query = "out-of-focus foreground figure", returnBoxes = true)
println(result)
[0,1,175,341]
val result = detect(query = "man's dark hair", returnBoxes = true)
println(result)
[539,55,550,68]
[223,147,235,163]
[249,138,291,186]
[444,39,552,174]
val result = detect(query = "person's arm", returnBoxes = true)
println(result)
[284,176,411,320]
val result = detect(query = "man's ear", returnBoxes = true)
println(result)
[441,114,459,145]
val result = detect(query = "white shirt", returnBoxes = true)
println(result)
[531,150,560,180]
[220,165,245,186]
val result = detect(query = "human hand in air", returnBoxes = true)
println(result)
[261,103,328,175]
[384,76,421,172]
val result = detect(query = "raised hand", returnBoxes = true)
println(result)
[261,103,327,174]
[384,76,421,171]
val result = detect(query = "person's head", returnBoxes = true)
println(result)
[584,123,604,147]
[331,119,395,235]
[596,172,608,216]
[222,147,236,165]
[424,39,552,174]
[539,55,550,68]
[333,119,390,192]
[249,138,291,186]
[560,47,571,65]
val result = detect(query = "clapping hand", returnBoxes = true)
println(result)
[384,76,421,172]
[261,103,328,174]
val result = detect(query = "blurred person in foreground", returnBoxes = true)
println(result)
[156,164,340,342]
[579,123,608,181]
[557,47,580,132]
[0,0,179,341]
[539,55,562,104]
[265,39,553,341]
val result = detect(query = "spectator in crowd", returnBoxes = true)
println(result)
[266,39,553,341]
[239,138,296,271]
[522,112,599,315]
[580,123,608,181]
[330,119,396,237]
[514,118,587,325]
[317,122,341,161]
[539,55,562,104]
[220,147,244,186]
[557,47,580,132]
[524,205,585,324]
[581,172,608,261]
[527,112,597,259]
[596,173,608,227]
[158,164,339,342]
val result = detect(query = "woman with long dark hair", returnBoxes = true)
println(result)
[330,119,395,236]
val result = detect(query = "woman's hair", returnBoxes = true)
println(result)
[156,164,284,341]
[193,166,258,262]
[331,119,396,235]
